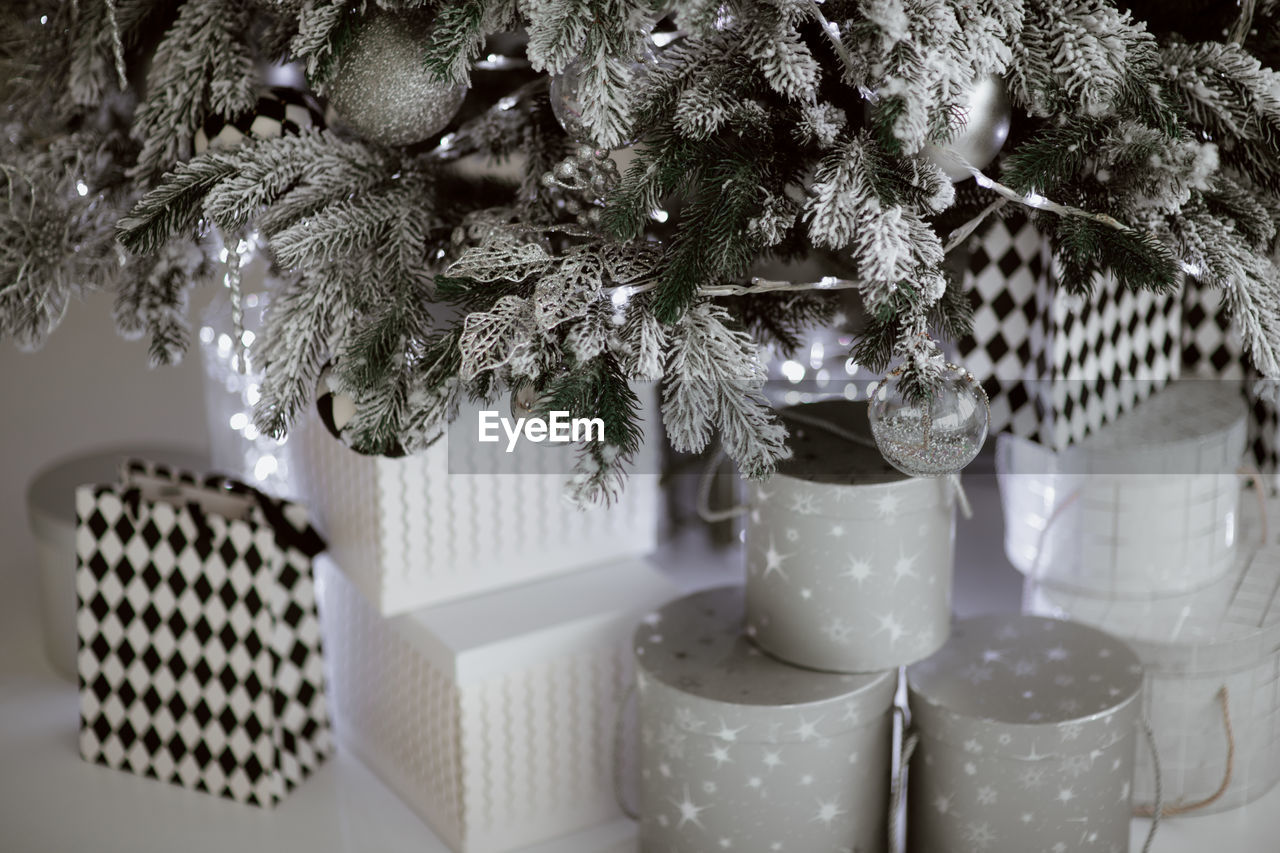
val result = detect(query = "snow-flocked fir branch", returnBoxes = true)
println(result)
[7,0,1280,502]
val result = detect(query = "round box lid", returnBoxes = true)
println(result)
[907,615,1143,757]
[27,445,209,531]
[634,586,897,743]
[757,401,953,519]
[1066,381,1247,475]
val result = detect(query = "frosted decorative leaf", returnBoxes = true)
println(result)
[459,295,535,380]
[447,242,553,283]
[533,253,602,330]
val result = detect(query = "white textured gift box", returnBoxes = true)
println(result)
[1026,539,1280,813]
[290,402,661,615]
[315,554,679,853]
[907,615,1144,853]
[746,400,956,672]
[997,380,1247,598]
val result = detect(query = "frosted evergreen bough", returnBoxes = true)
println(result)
[4,0,1280,502]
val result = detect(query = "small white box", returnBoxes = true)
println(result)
[290,403,661,615]
[316,555,680,853]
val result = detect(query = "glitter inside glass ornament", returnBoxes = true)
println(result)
[868,364,989,477]
[922,75,1011,183]
[325,9,468,147]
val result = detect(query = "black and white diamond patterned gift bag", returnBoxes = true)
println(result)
[75,460,331,806]
[957,213,1181,449]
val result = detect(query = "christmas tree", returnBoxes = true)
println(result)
[3,0,1280,502]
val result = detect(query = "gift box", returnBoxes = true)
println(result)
[315,553,679,853]
[288,398,662,615]
[1025,535,1280,813]
[745,400,956,672]
[958,213,1181,450]
[634,586,897,853]
[997,380,1247,598]
[75,460,331,806]
[906,614,1144,853]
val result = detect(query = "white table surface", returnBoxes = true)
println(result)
[2,459,1277,852]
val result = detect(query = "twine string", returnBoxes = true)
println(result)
[1134,687,1234,818]
[1139,719,1164,853]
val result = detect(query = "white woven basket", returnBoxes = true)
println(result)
[1025,537,1280,813]
[999,381,1247,598]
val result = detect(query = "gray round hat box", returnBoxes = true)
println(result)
[26,446,207,680]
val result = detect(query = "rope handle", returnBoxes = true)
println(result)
[1134,686,1234,819]
[612,681,640,821]
[890,707,918,853]
[696,411,975,525]
[1028,469,1268,579]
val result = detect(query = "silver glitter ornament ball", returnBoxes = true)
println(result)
[922,75,1012,182]
[868,364,989,477]
[325,10,468,147]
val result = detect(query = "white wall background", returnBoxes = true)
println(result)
[0,288,216,586]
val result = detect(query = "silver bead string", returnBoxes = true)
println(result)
[224,237,246,375]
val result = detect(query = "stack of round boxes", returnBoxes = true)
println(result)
[633,398,1157,852]
[633,400,957,852]
[1004,381,1280,813]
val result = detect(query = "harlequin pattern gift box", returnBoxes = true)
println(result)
[957,213,1181,450]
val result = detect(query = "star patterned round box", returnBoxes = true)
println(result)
[906,615,1144,853]
[633,586,898,853]
[745,400,957,672]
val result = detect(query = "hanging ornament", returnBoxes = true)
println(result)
[325,9,468,147]
[549,49,654,146]
[922,75,1011,183]
[509,381,543,419]
[315,367,407,458]
[195,86,323,154]
[867,363,990,477]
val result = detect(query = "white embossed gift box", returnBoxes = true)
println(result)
[287,395,662,614]
[997,380,1247,598]
[906,614,1144,853]
[634,586,898,853]
[746,400,957,672]
[316,554,678,853]
[1026,542,1280,813]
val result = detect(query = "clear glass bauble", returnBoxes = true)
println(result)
[921,74,1011,183]
[549,49,653,145]
[867,364,989,477]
